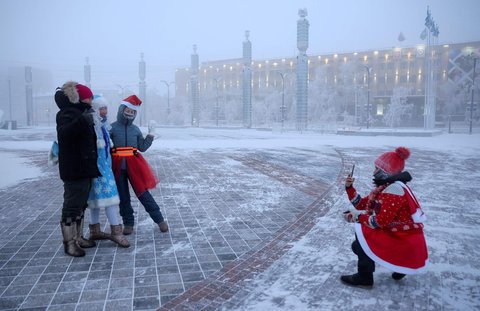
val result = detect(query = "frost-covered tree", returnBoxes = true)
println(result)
[384,87,413,128]
[308,66,340,131]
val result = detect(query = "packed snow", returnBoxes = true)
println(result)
[0,126,479,310]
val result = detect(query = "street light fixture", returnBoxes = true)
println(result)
[115,84,133,98]
[364,66,372,129]
[277,72,287,132]
[160,80,175,115]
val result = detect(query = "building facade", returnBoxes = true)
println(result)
[175,41,480,128]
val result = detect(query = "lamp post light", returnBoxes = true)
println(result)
[115,84,132,98]
[213,77,222,127]
[160,80,175,115]
[277,72,287,132]
[364,66,372,129]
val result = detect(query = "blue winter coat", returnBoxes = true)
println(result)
[87,119,120,208]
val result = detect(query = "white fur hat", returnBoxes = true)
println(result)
[92,95,108,110]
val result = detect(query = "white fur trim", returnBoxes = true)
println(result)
[87,196,120,209]
[121,101,139,111]
[383,183,404,196]
[355,223,429,274]
[97,139,106,148]
[398,182,427,223]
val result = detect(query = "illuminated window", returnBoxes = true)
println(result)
[376,104,384,116]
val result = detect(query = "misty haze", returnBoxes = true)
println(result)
[0,1,479,311]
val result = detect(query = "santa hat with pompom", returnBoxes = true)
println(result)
[121,95,142,111]
[374,147,410,175]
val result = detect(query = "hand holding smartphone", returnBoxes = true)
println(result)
[345,164,355,188]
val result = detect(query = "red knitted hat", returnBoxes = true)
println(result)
[374,147,411,175]
[75,84,93,101]
[121,95,142,111]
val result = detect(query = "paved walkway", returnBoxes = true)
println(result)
[1,140,479,311]
[0,145,342,310]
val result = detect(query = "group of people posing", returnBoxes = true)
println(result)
[54,81,168,257]
[53,80,428,289]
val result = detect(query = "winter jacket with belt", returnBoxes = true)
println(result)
[109,104,158,196]
[55,84,100,181]
[109,104,153,151]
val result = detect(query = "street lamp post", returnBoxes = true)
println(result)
[8,79,12,121]
[213,78,222,127]
[469,56,477,135]
[364,66,372,129]
[115,84,132,98]
[161,80,175,115]
[278,72,287,132]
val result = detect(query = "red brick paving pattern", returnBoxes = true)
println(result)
[159,150,352,310]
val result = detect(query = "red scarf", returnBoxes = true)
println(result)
[366,184,388,213]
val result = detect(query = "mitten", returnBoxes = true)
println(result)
[148,120,156,136]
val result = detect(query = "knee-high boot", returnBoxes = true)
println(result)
[76,215,96,248]
[60,222,85,257]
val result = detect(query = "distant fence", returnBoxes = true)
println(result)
[443,115,480,134]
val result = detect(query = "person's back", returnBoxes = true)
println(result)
[55,82,99,181]
[55,81,100,257]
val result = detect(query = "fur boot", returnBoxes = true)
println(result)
[76,217,96,248]
[89,223,111,240]
[60,222,85,257]
[110,225,130,248]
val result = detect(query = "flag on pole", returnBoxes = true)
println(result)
[398,32,405,42]
[420,28,427,40]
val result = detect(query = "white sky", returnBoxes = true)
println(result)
[1,0,479,89]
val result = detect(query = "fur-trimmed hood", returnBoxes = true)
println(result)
[62,81,81,104]
[54,81,82,110]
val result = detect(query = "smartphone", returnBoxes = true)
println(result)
[350,164,355,177]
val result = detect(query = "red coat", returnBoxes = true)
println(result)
[347,181,428,274]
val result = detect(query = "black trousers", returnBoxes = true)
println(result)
[62,178,91,223]
[352,235,375,274]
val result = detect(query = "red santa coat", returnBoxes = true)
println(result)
[347,181,428,274]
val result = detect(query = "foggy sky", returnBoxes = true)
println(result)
[1,0,479,90]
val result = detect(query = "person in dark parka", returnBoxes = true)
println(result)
[55,81,101,257]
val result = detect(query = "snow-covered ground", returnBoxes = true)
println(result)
[0,126,479,310]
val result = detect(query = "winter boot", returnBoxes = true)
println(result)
[110,225,130,248]
[76,217,96,248]
[60,222,85,257]
[123,225,134,235]
[158,221,169,233]
[340,273,374,288]
[89,223,111,241]
[392,272,406,280]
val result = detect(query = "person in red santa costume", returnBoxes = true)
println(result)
[110,95,168,235]
[341,147,428,288]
